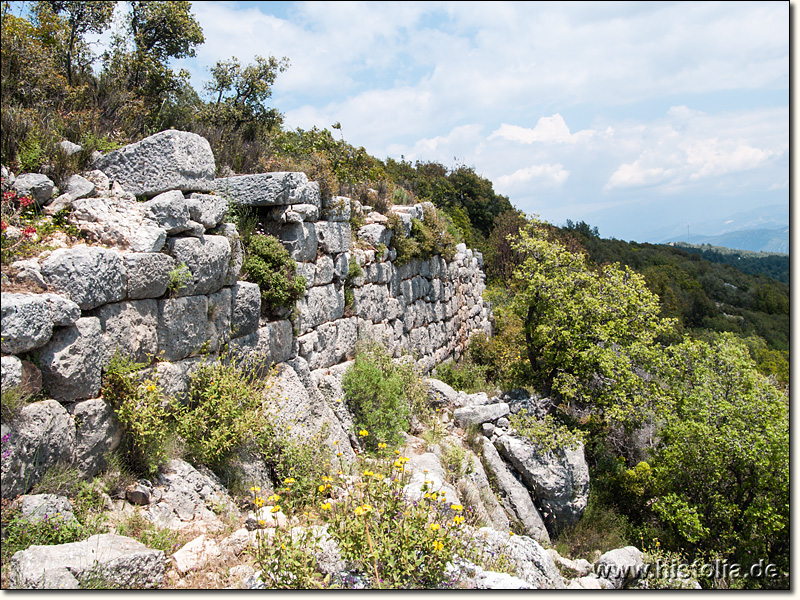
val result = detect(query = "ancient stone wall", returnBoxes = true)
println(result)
[1,130,492,497]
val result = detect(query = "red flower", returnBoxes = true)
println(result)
[2,191,15,203]
[18,195,33,208]
[22,225,37,238]
[1,220,7,231]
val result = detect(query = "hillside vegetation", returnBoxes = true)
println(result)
[0,1,789,590]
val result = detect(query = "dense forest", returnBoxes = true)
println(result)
[0,1,789,589]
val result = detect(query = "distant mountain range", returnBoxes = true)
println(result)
[655,203,788,254]
[663,226,789,254]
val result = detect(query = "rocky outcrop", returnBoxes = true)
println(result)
[495,434,590,535]
[8,534,165,589]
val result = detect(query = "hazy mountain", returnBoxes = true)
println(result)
[644,203,788,244]
[663,226,789,254]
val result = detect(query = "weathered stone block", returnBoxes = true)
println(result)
[125,252,176,299]
[38,317,103,403]
[230,282,261,338]
[94,129,215,197]
[1,293,53,354]
[165,235,231,297]
[40,246,127,310]
[157,296,209,361]
[214,172,320,207]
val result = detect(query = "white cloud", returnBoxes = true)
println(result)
[496,164,570,190]
[489,114,613,145]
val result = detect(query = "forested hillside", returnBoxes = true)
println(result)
[0,1,788,589]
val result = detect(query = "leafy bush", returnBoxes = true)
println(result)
[508,413,586,454]
[342,343,412,451]
[103,353,174,476]
[433,359,490,394]
[387,204,457,265]
[243,234,306,317]
[176,359,273,469]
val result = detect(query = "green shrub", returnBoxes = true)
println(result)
[243,234,306,316]
[508,412,585,454]
[177,359,273,469]
[167,262,192,294]
[342,343,412,451]
[434,359,491,394]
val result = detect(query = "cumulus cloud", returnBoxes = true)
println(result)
[496,164,570,190]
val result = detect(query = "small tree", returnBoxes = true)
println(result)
[511,217,674,423]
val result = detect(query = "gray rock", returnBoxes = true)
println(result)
[58,174,95,204]
[186,192,229,230]
[17,494,75,524]
[10,258,47,288]
[426,377,458,407]
[94,130,215,197]
[357,223,393,247]
[206,287,232,354]
[322,196,351,222]
[38,317,103,402]
[214,171,320,207]
[12,173,54,206]
[214,222,243,286]
[314,255,335,286]
[594,546,644,589]
[40,293,81,327]
[462,449,510,532]
[124,252,176,299]
[1,293,53,354]
[1,400,75,499]
[143,190,190,234]
[315,221,351,254]
[403,452,460,505]
[93,300,158,366]
[229,320,295,374]
[453,403,510,428]
[165,235,231,296]
[8,533,165,589]
[1,355,23,392]
[40,246,127,310]
[267,222,317,262]
[296,284,344,334]
[81,169,110,193]
[230,282,261,338]
[481,437,549,544]
[157,295,209,361]
[472,527,564,588]
[495,434,590,535]
[60,140,83,155]
[69,195,166,252]
[72,398,122,478]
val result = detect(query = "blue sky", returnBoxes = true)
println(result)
[100,2,789,241]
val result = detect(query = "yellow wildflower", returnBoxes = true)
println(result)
[432,540,444,552]
[284,477,296,484]
[452,515,465,526]
[250,486,261,493]
[429,523,440,531]
[271,506,282,513]
[358,429,369,437]
[451,504,464,512]
[319,484,327,493]
[321,502,332,511]
[268,494,280,502]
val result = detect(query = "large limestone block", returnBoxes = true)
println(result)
[315,221,351,254]
[214,172,320,207]
[228,320,295,373]
[453,403,510,427]
[1,400,75,499]
[1,293,53,354]
[38,317,104,403]
[40,246,127,310]
[8,533,165,589]
[266,222,318,262]
[495,434,590,535]
[296,284,344,334]
[481,437,549,544]
[165,235,231,297]
[157,296,209,361]
[230,282,261,338]
[186,192,229,230]
[595,547,645,589]
[143,190,190,234]
[72,398,122,479]
[124,252,176,299]
[215,223,243,286]
[69,195,166,252]
[357,223,393,247]
[206,287,232,354]
[94,130,215,197]
[92,300,158,365]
